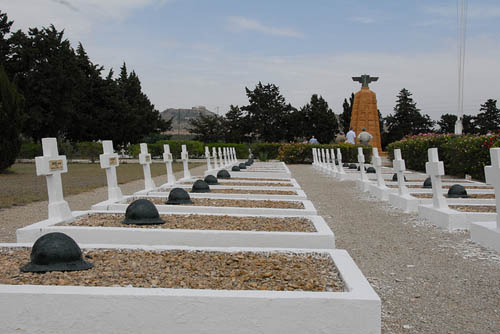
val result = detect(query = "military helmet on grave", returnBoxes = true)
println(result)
[217,169,231,179]
[191,179,211,193]
[357,165,366,171]
[244,160,251,166]
[166,187,193,205]
[248,158,254,165]
[447,184,468,198]
[343,163,349,168]
[122,199,165,225]
[20,232,93,273]
[204,174,219,185]
[366,167,376,173]
[423,177,432,189]
[238,163,247,169]
[392,173,407,182]
[232,165,240,171]
[349,163,357,169]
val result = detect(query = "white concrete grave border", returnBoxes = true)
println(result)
[0,243,380,334]
[92,195,317,216]
[35,138,73,223]
[17,210,334,249]
[471,148,500,252]
[99,140,123,202]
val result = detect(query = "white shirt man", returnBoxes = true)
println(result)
[346,128,356,144]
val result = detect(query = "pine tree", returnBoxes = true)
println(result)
[384,88,434,143]
[437,114,457,134]
[475,99,500,134]
[301,94,339,144]
[340,93,354,133]
[0,65,24,171]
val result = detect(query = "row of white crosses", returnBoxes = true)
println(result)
[311,147,346,177]
[205,146,237,171]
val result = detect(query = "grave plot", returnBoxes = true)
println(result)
[0,243,380,334]
[205,162,292,179]
[177,178,301,189]
[17,210,334,249]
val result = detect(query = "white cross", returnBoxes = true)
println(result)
[99,140,123,201]
[181,144,192,179]
[393,149,409,196]
[232,147,237,163]
[357,147,368,181]
[330,148,339,173]
[312,148,317,165]
[205,146,212,170]
[223,147,229,166]
[139,143,156,190]
[371,148,387,188]
[163,144,176,185]
[321,149,326,168]
[336,148,345,174]
[485,148,500,229]
[212,147,219,169]
[218,147,224,167]
[425,148,448,209]
[325,148,332,173]
[35,138,72,222]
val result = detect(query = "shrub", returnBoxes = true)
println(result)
[250,143,281,160]
[18,142,42,159]
[76,141,102,163]
[0,66,24,171]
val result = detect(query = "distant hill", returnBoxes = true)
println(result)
[161,106,217,136]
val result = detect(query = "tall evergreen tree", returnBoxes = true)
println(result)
[340,93,354,133]
[384,88,434,143]
[0,11,13,67]
[188,113,226,142]
[437,113,457,134]
[224,105,249,143]
[241,82,293,142]
[301,94,339,144]
[0,65,24,171]
[475,99,500,134]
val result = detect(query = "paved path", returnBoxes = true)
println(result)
[290,164,500,334]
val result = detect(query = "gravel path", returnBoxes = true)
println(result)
[0,164,208,242]
[289,165,500,334]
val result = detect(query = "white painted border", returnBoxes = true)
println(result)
[470,221,500,253]
[0,244,380,334]
[417,204,496,231]
[17,211,334,249]
[92,196,317,216]
[140,187,308,200]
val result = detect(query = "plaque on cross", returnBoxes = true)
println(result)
[352,74,379,88]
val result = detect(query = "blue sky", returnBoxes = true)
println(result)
[2,0,500,120]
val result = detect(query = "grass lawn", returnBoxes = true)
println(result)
[0,162,202,209]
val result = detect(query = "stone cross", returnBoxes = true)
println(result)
[485,148,500,229]
[371,148,386,188]
[352,74,379,88]
[325,149,332,172]
[330,148,339,173]
[99,140,123,201]
[218,147,224,167]
[139,143,156,190]
[393,149,409,196]
[232,147,237,163]
[336,148,346,174]
[163,144,176,185]
[357,147,368,181]
[223,147,229,166]
[35,138,72,222]
[322,149,328,168]
[212,147,219,169]
[425,148,448,209]
[181,144,191,179]
[205,146,212,170]
[312,148,317,165]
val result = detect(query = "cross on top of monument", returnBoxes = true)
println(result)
[352,74,379,88]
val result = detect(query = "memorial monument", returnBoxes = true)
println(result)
[350,74,382,151]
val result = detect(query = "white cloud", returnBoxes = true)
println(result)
[426,4,500,19]
[226,16,304,38]
[350,16,375,24]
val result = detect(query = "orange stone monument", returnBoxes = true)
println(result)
[350,74,382,151]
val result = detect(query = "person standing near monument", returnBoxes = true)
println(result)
[358,128,373,146]
[309,136,319,144]
[346,128,356,144]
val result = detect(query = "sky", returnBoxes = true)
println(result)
[1,0,500,121]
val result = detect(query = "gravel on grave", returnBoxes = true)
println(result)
[160,188,297,195]
[449,205,496,213]
[412,193,495,199]
[133,197,305,209]
[0,248,343,291]
[181,181,292,187]
[63,213,316,232]
[231,177,291,181]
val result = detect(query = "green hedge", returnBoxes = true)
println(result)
[250,143,281,160]
[386,133,499,181]
[18,143,43,159]
[278,143,372,164]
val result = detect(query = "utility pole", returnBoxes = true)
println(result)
[455,0,468,135]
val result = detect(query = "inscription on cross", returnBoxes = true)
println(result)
[393,149,409,196]
[485,148,500,229]
[163,144,176,185]
[181,144,192,179]
[35,138,72,222]
[357,147,368,181]
[99,140,123,201]
[372,148,386,188]
[139,143,156,190]
[425,148,448,209]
